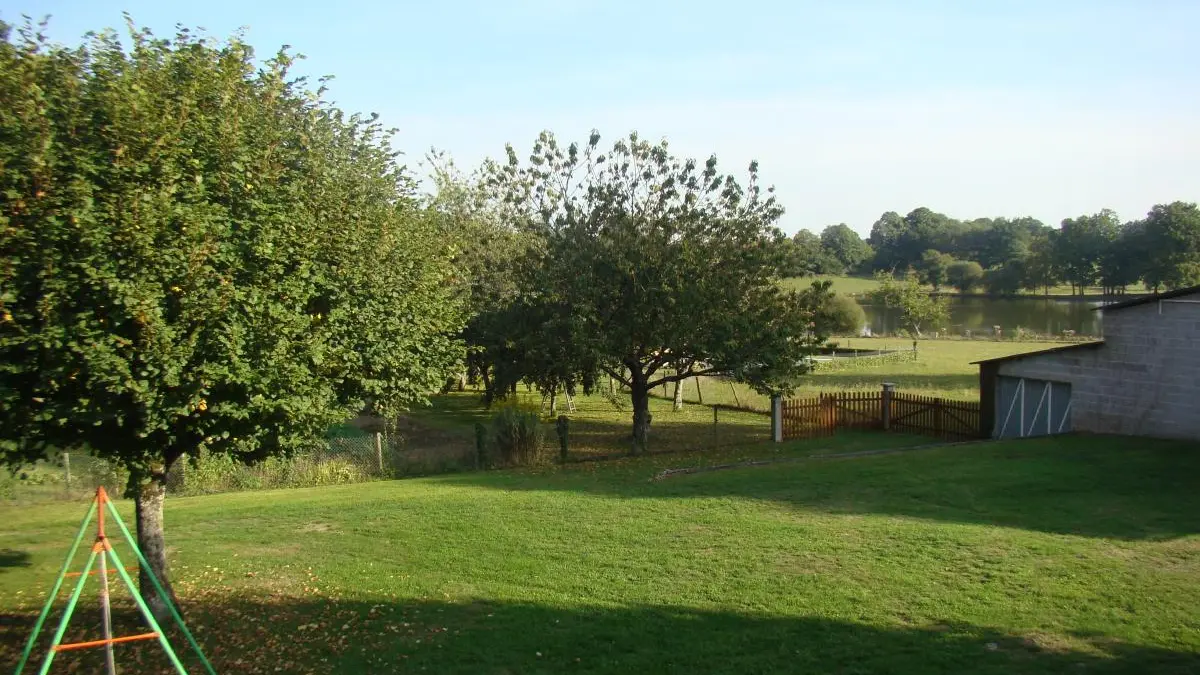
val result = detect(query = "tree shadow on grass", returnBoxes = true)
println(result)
[0,550,29,572]
[1,596,1195,675]
[445,434,1200,541]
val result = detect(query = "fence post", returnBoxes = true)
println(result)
[374,432,384,473]
[771,395,783,443]
[63,452,71,495]
[934,398,944,437]
[881,383,896,431]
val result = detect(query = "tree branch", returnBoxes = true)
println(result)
[601,364,631,388]
[647,365,722,390]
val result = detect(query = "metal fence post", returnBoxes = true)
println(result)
[881,382,896,431]
[63,452,71,495]
[771,395,783,443]
[374,432,384,474]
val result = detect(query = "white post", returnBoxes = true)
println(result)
[771,395,783,443]
[375,432,384,473]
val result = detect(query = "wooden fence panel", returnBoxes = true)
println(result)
[782,390,983,442]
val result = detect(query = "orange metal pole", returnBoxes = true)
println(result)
[97,486,107,540]
[51,632,161,653]
[64,566,135,578]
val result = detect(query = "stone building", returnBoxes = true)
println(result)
[976,285,1200,441]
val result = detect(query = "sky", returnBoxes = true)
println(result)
[4,0,1198,236]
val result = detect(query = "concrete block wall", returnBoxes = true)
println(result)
[996,296,1200,440]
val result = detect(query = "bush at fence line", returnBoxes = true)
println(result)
[489,406,545,467]
[171,446,372,495]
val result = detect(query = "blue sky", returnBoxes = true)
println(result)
[4,0,1198,235]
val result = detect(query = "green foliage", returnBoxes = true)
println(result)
[820,224,874,273]
[816,294,867,336]
[174,450,369,495]
[785,229,845,276]
[483,130,828,453]
[1140,201,1200,291]
[1053,210,1120,293]
[983,261,1025,296]
[1022,231,1059,294]
[488,406,544,466]
[0,20,464,484]
[945,260,984,293]
[916,249,955,290]
[868,272,950,337]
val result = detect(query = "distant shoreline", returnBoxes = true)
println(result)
[922,292,1146,304]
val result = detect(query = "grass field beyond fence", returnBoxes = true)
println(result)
[1,434,1197,674]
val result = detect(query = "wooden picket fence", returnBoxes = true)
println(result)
[781,390,983,442]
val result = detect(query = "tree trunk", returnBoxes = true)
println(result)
[132,472,180,623]
[549,390,557,416]
[480,367,494,407]
[630,383,650,455]
[672,378,684,411]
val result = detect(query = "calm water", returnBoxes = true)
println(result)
[861,297,1106,338]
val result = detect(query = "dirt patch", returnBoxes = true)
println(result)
[297,522,334,534]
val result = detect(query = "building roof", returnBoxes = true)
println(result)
[971,341,1105,366]
[1091,284,1200,312]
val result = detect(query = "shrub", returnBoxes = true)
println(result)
[818,294,868,335]
[489,406,544,466]
[946,260,985,293]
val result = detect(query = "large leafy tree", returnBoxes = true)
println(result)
[1054,210,1120,294]
[486,131,829,453]
[1022,230,1060,295]
[1141,201,1200,291]
[819,223,873,273]
[0,22,463,617]
[424,156,535,404]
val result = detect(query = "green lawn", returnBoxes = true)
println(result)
[1,434,1197,674]
[676,338,1062,409]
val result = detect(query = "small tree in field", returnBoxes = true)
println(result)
[0,22,463,617]
[486,131,830,453]
[869,272,949,337]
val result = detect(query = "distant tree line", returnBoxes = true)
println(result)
[779,203,1200,295]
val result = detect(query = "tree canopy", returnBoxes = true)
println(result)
[480,130,830,453]
[0,20,463,615]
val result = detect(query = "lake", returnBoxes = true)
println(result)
[860,297,1107,338]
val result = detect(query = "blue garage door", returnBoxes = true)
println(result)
[994,377,1072,439]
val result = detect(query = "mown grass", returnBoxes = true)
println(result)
[1,434,1197,674]
[671,338,1061,409]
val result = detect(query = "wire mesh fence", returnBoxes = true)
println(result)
[2,391,774,502]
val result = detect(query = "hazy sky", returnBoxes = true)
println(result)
[5,0,1198,236]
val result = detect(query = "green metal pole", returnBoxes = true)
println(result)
[103,498,216,675]
[14,500,97,675]
[105,547,189,675]
[34,549,97,675]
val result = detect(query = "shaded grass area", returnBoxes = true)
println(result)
[407,388,777,461]
[1,434,1197,674]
